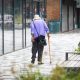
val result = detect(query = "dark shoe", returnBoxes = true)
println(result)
[38,62,44,65]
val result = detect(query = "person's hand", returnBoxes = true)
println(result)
[31,36,35,42]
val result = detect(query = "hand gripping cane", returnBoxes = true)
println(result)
[48,36,52,64]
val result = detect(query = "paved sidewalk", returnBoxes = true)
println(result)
[0,29,80,80]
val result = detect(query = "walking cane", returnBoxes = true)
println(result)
[48,36,52,64]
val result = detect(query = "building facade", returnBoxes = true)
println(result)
[0,0,80,55]
[47,0,80,32]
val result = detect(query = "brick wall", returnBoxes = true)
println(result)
[46,0,60,21]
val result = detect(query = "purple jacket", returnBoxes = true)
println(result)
[30,19,49,38]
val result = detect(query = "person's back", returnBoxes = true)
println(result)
[30,14,50,65]
[30,15,49,38]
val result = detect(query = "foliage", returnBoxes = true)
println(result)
[13,65,80,80]
[15,69,49,80]
[50,65,66,80]
[50,66,80,80]
[75,48,80,53]
[75,42,80,53]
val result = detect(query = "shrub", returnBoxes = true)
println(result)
[50,65,67,80]
[15,69,49,80]
[75,42,80,53]
[13,65,80,80]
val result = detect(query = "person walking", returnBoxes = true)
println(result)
[30,14,50,65]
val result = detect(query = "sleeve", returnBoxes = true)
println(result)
[30,21,34,35]
[43,21,49,33]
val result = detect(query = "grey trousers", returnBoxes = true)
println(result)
[31,39,44,63]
